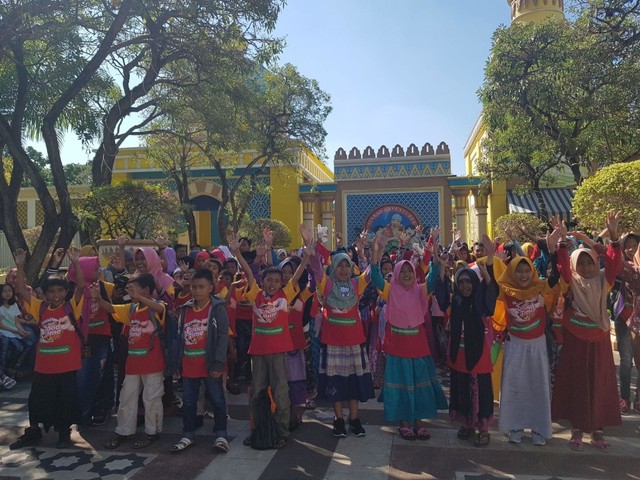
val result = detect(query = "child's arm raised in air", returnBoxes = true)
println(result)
[67,247,84,304]
[291,244,314,286]
[228,233,255,291]
[90,283,115,314]
[12,249,31,304]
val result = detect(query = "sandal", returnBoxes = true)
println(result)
[214,437,229,453]
[457,426,473,440]
[171,437,194,453]
[2,376,17,390]
[475,431,490,447]
[569,431,584,452]
[399,427,416,440]
[132,433,159,449]
[590,431,609,452]
[414,427,431,441]
[105,434,129,450]
[243,435,253,447]
[303,399,316,410]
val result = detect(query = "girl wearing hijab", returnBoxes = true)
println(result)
[370,232,448,440]
[613,232,640,415]
[133,247,175,298]
[306,227,383,438]
[552,211,623,452]
[444,234,498,447]
[494,226,568,446]
[68,256,118,425]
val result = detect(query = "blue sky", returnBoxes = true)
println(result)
[44,1,511,176]
[272,1,512,174]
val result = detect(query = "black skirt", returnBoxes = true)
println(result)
[29,371,79,432]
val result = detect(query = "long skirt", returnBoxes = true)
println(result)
[551,330,621,433]
[449,369,493,431]
[318,344,375,403]
[498,335,552,437]
[383,354,448,423]
[29,371,79,432]
[285,349,308,406]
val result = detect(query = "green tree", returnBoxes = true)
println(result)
[572,160,640,233]
[493,213,548,244]
[150,62,331,243]
[0,0,285,281]
[76,182,186,242]
[479,13,640,190]
[240,218,292,248]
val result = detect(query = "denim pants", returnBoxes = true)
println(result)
[76,335,113,422]
[182,376,227,440]
[615,317,640,401]
[0,335,33,375]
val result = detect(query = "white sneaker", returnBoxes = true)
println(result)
[531,431,546,446]
[508,429,524,444]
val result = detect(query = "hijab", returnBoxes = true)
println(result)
[387,260,429,328]
[135,247,174,292]
[326,253,358,310]
[497,256,550,301]
[163,247,178,274]
[67,256,101,340]
[195,251,211,269]
[569,247,608,331]
[449,268,485,371]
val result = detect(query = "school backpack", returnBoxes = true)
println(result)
[128,301,176,362]
[250,389,280,450]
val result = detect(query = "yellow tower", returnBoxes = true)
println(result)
[508,0,564,23]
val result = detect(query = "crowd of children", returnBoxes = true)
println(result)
[2,211,635,453]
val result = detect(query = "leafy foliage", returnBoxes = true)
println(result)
[239,218,291,248]
[573,160,640,232]
[479,10,640,187]
[76,182,186,242]
[494,213,548,244]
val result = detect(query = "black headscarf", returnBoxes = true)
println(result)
[449,266,497,371]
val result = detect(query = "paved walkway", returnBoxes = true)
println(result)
[0,367,639,480]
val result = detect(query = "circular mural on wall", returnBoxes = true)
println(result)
[363,204,422,250]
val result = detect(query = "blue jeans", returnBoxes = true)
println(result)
[615,317,640,401]
[0,335,34,375]
[76,335,113,422]
[182,376,227,440]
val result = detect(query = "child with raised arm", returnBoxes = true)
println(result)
[10,247,84,450]
[170,268,230,453]
[93,274,167,450]
[229,233,311,449]
[370,228,448,440]
[552,211,623,452]
[304,224,377,438]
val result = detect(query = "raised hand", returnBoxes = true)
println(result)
[299,223,313,245]
[154,236,169,248]
[415,224,424,237]
[335,232,343,247]
[109,253,123,271]
[606,210,622,242]
[67,246,80,263]
[52,248,66,265]
[13,249,26,267]
[178,259,189,273]
[546,226,564,253]
[453,228,462,243]
[430,226,441,239]
[262,228,275,246]
[117,234,129,247]
[228,233,240,254]
[481,234,496,259]
[255,243,266,259]
[397,231,411,246]
[478,261,491,283]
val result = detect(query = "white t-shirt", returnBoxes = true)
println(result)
[0,304,23,339]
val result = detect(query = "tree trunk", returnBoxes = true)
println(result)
[533,185,549,223]
[566,156,583,185]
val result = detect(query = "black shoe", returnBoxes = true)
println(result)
[348,417,366,437]
[91,414,108,426]
[332,418,347,437]
[9,426,42,450]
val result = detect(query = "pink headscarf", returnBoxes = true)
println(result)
[135,247,174,292]
[210,248,226,263]
[387,260,430,329]
[67,256,100,340]
[195,251,210,269]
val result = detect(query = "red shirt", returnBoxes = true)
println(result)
[174,291,192,309]
[383,322,430,358]
[28,298,83,374]
[245,283,296,355]
[318,274,369,347]
[289,297,307,350]
[181,301,211,378]
[562,307,610,342]
[448,317,494,374]
[504,294,547,340]
[113,303,166,375]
